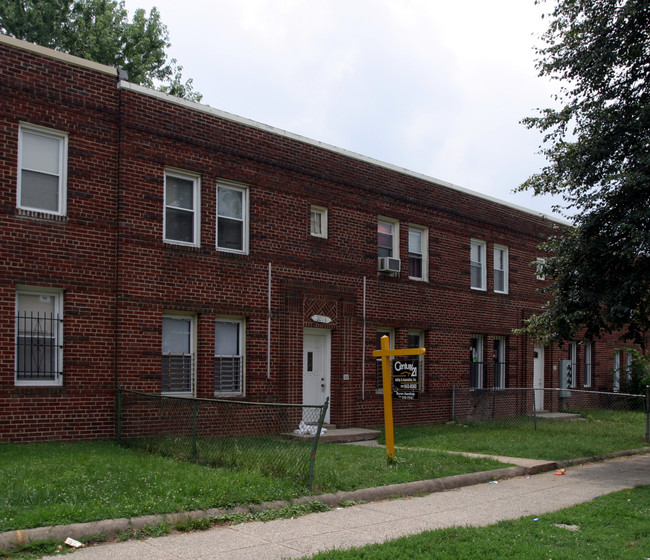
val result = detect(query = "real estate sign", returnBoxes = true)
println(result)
[373,336,425,460]
[392,358,419,400]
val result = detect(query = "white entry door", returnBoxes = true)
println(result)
[533,346,545,411]
[303,329,331,424]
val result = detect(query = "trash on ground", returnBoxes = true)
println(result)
[293,421,327,436]
[533,517,540,522]
[554,468,567,475]
[554,523,580,532]
[64,537,84,548]
[488,480,498,484]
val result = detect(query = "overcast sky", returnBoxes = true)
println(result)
[124,0,565,218]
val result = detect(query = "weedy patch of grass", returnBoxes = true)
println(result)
[206,500,331,526]
[116,521,171,542]
[311,443,506,493]
[173,501,332,531]
[126,434,316,482]
[0,539,73,560]
[6,409,642,539]
[389,409,647,460]
[0,441,306,532]
[0,441,505,533]
[305,485,650,559]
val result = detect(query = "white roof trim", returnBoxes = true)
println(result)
[119,82,567,225]
[0,34,567,225]
[0,33,117,76]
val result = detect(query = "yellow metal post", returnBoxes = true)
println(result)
[379,335,395,460]
[372,336,426,462]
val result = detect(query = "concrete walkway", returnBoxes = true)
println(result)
[36,452,650,560]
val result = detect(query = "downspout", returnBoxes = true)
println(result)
[267,262,272,379]
[113,73,125,434]
[362,276,366,400]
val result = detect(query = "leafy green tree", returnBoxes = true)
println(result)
[0,0,201,101]
[518,0,650,351]
[0,0,71,48]
[619,348,650,394]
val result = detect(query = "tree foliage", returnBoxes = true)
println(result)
[518,0,650,351]
[0,0,202,101]
[618,348,650,394]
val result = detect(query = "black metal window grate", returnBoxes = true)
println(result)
[16,312,63,381]
[162,353,193,393]
[214,356,242,394]
[470,360,485,389]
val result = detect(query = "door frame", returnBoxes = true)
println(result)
[533,345,545,411]
[303,328,331,423]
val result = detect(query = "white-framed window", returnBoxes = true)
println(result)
[162,314,195,395]
[376,327,394,393]
[536,257,547,281]
[493,336,506,388]
[408,329,425,392]
[568,341,578,388]
[15,288,63,386]
[470,334,484,389]
[310,205,328,238]
[18,124,68,215]
[214,318,245,395]
[470,239,486,290]
[378,218,399,259]
[164,170,200,246]
[216,182,249,254]
[408,226,428,281]
[614,349,634,392]
[493,245,509,294]
[584,342,592,388]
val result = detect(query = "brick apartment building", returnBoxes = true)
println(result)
[0,35,628,443]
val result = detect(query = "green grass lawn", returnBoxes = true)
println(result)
[305,485,650,559]
[0,441,505,532]
[390,409,648,460]
[1,441,302,533]
[1,409,646,535]
[312,444,504,493]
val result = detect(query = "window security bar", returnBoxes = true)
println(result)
[162,353,193,393]
[16,312,63,381]
[470,361,509,390]
[214,356,242,393]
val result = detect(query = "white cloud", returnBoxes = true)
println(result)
[125,0,563,217]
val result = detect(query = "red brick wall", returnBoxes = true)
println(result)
[113,86,560,430]
[0,40,119,442]
[1,38,632,442]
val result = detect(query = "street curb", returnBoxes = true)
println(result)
[0,467,525,551]
[555,447,650,469]
[2,448,648,552]
[302,466,530,507]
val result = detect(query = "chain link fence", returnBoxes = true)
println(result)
[116,388,329,490]
[451,386,649,444]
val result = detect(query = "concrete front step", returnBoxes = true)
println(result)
[535,412,584,420]
[318,427,381,443]
[286,426,381,444]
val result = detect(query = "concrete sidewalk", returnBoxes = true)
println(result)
[38,452,650,560]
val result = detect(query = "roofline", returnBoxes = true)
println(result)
[1,34,566,226]
[120,82,568,225]
[0,33,117,76]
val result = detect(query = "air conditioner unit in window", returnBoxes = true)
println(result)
[378,257,401,273]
